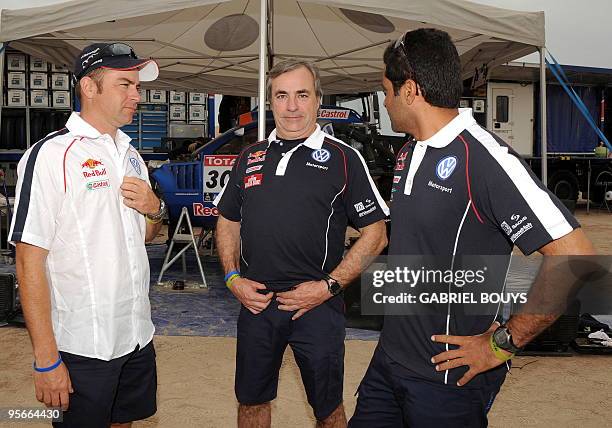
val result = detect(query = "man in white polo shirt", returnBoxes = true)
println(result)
[9,43,165,427]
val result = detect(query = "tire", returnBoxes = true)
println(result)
[590,169,612,204]
[548,170,579,202]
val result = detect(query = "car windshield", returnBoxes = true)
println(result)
[192,122,275,158]
[191,127,238,158]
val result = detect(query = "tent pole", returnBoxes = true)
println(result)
[540,46,547,187]
[0,43,4,143]
[258,0,268,141]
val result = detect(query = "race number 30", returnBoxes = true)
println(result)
[203,155,237,193]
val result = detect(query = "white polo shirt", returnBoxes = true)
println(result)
[9,112,155,361]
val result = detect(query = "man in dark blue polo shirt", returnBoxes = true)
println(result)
[214,60,388,427]
[349,29,595,427]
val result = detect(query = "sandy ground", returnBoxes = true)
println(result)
[1,208,611,427]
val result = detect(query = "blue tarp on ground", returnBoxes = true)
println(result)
[0,245,379,340]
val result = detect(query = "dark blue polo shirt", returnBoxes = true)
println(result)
[215,125,389,290]
[381,109,580,386]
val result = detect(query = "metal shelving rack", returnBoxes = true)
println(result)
[122,91,208,151]
[122,106,169,150]
[0,48,72,151]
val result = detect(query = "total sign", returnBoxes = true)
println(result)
[203,155,237,193]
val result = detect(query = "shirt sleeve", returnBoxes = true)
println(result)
[213,153,244,222]
[343,148,390,228]
[9,144,64,250]
[470,141,579,255]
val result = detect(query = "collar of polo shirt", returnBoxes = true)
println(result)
[65,112,132,149]
[418,108,476,148]
[403,108,477,196]
[265,124,326,176]
[266,124,325,150]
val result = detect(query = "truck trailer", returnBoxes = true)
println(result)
[463,66,612,208]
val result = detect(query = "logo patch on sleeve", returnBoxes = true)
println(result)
[245,165,263,174]
[395,152,408,171]
[244,174,263,189]
[354,199,377,217]
[129,157,142,176]
[247,150,267,165]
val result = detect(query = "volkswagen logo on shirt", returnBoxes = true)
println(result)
[129,157,142,176]
[311,148,331,163]
[436,156,457,180]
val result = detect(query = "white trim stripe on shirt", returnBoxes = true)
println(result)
[444,200,472,384]
[467,124,574,240]
[321,187,346,270]
[323,132,390,217]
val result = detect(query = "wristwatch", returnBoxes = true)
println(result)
[146,198,167,221]
[492,325,521,354]
[324,277,343,296]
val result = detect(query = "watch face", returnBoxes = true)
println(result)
[493,328,510,348]
[158,200,167,216]
[330,282,342,295]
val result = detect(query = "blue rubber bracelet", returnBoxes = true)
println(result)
[224,270,240,282]
[33,355,62,373]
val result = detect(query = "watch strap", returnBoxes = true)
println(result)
[489,334,514,362]
[146,199,166,220]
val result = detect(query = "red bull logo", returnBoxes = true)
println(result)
[193,203,219,216]
[247,150,266,165]
[83,169,107,178]
[81,158,107,178]
[395,152,408,171]
[81,158,104,169]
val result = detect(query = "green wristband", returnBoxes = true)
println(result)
[226,274,241,289]
[489,334,514,362]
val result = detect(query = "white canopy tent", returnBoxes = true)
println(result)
[0,0,549,180]
[0,0,544,94]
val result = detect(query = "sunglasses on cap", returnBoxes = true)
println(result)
[76,43,138,79]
